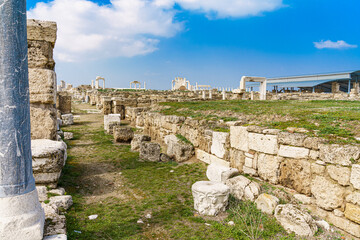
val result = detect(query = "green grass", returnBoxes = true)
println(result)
[176,134,193,145]
[59,113,292,239]
[160,100,360,144]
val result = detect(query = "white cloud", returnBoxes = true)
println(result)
[175,0,284,18]
[314,40,358,50]
[28,0,284,62]
[28,0,183,62]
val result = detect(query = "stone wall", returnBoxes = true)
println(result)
[28,19,57,140]
[128,108,360,238]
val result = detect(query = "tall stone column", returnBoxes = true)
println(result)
[0,0,44,239]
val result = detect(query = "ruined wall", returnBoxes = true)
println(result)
[128,108,360,238]
[27,19,58,140]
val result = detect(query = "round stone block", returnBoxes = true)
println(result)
[192,181,230,216]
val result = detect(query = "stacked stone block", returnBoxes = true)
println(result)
[127,107,360,238]
[27,19,57,140]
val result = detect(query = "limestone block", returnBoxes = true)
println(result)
[309,150,319,160]
[164,134,194,163]
[206,163,239,183]
[61,114,74,126]
[32,139,67,187]
[28,40,55,69]
[311,162,325,175]
[278,132,307,147]
[255,193,279,214]
[257,154,281,184]
[327,165,351,186]
[140,142,161,162]
[243,166,257,176]
[196,149,230,167]
[230,126,249,151]
[278,145,309,159]
[344,203,360,224]
[225,176,260,201]
[104,114,121,131]
[103,100,112,115]
[274,204,317,237]
[333,209,344,217]
[44,234,67,240]
[279,159,311,195]
[131,134,151,151]
[160,153,172,162]
[211,132,229,159]
[311,176,345,210]
[63,132,73,140]
[49,195,73,210]
[56,95,72,114]
[346,192,360,205]
[350,164,360,190]
[106,122,121,135]
[29,68,56,104]
[30,104,57,140]
[229,148,245,172]
[180,124,200,148]
[294,194,314,205]
[36,186,48,202]
[113,104,125,120]
[304,137,321,150]
[263,129,281,135]
[248,133,278,154]
[319,144,360,166]
[114,126,134,143]
[27,19,57,45]
[192,181,230,216]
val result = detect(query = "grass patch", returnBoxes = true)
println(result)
[176,134,193,145]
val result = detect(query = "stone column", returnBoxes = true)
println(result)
[0,0,45,239]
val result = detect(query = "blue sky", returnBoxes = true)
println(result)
[27,0,360,89]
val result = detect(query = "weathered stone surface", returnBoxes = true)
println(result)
[263,129,281,135]
[114,126,134,143]
[248,133,278,154]
[36,186,48,202]
[274,204,317,237]
[294,194,313,205]
[278,132,306,147]
[106,122,121,135]
[192,181,230,216]
[29,68,56,104]
[63,132,73,140]
[344,203,360,224]
[327,165,351,186]
[30,103,57,140]
[257,154,281,184]
[160,153,172,162]
[104,114,121,131]
[61,114,73,126]
[350,164,360,190]
[255,193,279,214]
[49,195,73,210]
[211,131,229,159]
[140,142,161,162]
[28,40,55,69]
[56,95,71,114]
[346,192,360,205]
[32,139,67,186]
[196,149,230,167]
[230,126,248,151]
[279,159,311,195]
[311,162,325,175]
[243,166,257,176]
[206,163,239,183]
[304,137,321,150]
[309,150,319,160]
[311,176,345,210]
[43,234,67,240]
[225,176,260,201]
[131,134,151,151]
[278,145,309,159]
[229,148,245,172]
[319,144,360,166]
[164,134,194,162]
[27,19,57,44]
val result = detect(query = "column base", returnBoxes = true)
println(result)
[0,189,45,240]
